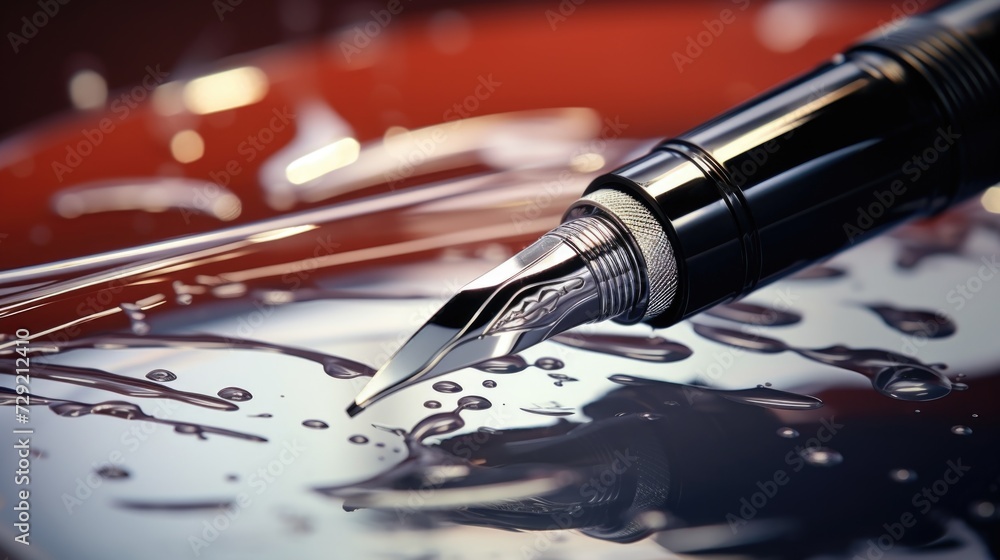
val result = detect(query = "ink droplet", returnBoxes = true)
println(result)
[472,355,529,374]
[549,373,578,387]
[349,435,369,444]
[777,427,799,438]
[482,380,497,388]
[872,365,951,401]
[218,387,253,401]
[457,396,492,410]
[423,400,442,409]
[552,332,693,362]
[534,357,564,370]
[704,301,802,326]
[800,447,843,467]
[96,465,130,480]
[302,419,329,429]
[432,381,463,393]
[145,369,176,382]
[951,425,972,436]
[866,304,956,338]
[889,469,917,483]
[520,404,575,416]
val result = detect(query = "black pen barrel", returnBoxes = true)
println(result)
[581,0,1000,326]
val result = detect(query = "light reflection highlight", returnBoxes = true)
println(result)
[68,69,108,110]
[50,178,241,221]
[981,186,1000,214]
[169,130,206,163]
[284,137,361,185]
[177,66,269,115]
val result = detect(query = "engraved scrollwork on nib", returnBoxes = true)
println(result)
[485,277,588,335]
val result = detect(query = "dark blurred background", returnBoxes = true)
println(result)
[0,0,923,138]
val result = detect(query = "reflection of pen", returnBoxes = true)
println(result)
[348,0,1000,416]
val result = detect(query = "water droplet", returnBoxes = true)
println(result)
[956,373,966,380]
[349,435,369,444]
[950,425,972,436]
[776,427,799,438]
[663,401,679,406]
[248,413,273,418]
[472,355,528,373]
[638,412,662,420]
[889,468,917,483]
[972,413,979,418]
[176,294,194,305]
[608,374,651,386]
[424,400,442,409]
[548,373,578,387]
[520,404,575,416]
[764,382,772,387]
[302,419,328,429]
[145,369,176,382]
[432,381,462,393]
[217,387,253,401]
[800,447,843,467]
[915,409,921,413]
[534,357,564,370]
[226,474,239,482]
[457,395,492,410]
[953,382,968,391]
[375,442,385,448]
[477,427,502,435]
[872,365,951,401]
[482,379,497,388]
[717,386,823,410]
[96,465,130,480]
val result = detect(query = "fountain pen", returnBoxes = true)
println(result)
[348,0,1000,416]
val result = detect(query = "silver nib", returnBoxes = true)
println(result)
[347,189,677,416]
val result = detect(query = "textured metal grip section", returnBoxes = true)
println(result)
[575,189,678,320]
[550,214,645,322]
[851,14,1000,201]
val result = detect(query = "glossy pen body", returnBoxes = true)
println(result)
[348,0,1000,414]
